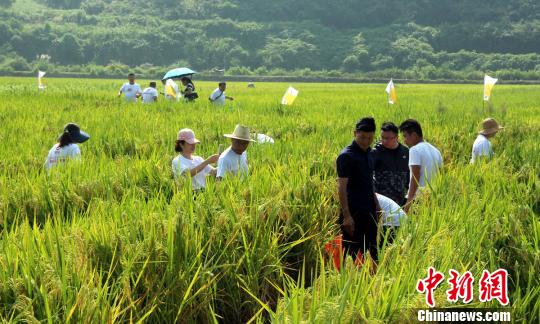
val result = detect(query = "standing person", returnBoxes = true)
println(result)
[172,129,219,191]
[216,125,254,179]
[209,82,234,105]
[399,119,443,212]
[141,81,159,104]
[470,118,504,163]
[180,76,198,102]
[372,122,410,206]
[336,117,380,262]
[376,193,407,245]
[162,79,180,101]
[45,123,90,170]
[118,73,142,102]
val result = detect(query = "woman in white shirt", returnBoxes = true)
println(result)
[45,123,90,170]
[172,129,219,190]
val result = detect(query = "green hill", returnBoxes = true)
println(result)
[1,0,540,78]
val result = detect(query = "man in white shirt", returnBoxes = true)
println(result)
[471,117,504,163]
[399,119,443,212]
[141,81,159,103]
[209,82,234,105]
[217,125,254,179]
[118,73,142,102]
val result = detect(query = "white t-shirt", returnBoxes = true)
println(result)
[408,141,443,188]
[209,88,226,105]
[216,147,248,178]
[164,79,180,101]
[172,155,214,190]
[470,134,492,163]
[44,143,81,170]
[120,82,142,102]
[376,193,407,227]
[141,87,158,103]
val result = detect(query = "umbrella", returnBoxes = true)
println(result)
[162,67,197,80]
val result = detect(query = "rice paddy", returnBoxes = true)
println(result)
[0,77,538,322]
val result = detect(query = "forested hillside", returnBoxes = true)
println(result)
[1,0,540,78]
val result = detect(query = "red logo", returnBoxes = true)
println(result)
[446,269,474,304]
[479,269,509,306]
[416,267,445,307]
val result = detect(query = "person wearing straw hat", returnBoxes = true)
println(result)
[172,129,219,190]
[217,124,255,179]
[470,118,504,164]
[45,123,90,170]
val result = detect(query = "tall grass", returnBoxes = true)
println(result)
[0,77,538,322]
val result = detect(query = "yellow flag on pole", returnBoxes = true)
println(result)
[281,86,299,105]
[483,74,497,101]
[385,79,397,104]
[38,70,46,90]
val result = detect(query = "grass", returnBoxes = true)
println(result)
[0,77,538,322]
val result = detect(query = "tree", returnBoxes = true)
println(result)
[342,33,370,72]
[52,34,84,65]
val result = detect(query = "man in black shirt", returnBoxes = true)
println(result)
[371,122,410,206]
[336,117,380,262]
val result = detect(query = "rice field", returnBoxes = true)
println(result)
[0,77,538,323]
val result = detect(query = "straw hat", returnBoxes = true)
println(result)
[479,118,504,135]
[224,124,255,142]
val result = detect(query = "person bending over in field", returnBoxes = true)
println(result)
[376,193,407,246]
[216,125,254,180]
[337,117,381,263]
[371,122,410,206]
[44,123,90,170]
[399,119,443,213]
[172,129,219,191]
[141,81,159,104]
[118,73,142,102]
[470,117,504,163]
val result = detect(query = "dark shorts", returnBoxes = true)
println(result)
[340,209,379,261]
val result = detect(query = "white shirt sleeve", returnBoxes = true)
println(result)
[216,155,227,178]
[119,83,126,93]
[409,146,421,166]
[135,85,142,94]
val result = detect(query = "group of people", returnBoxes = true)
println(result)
[117,73,233,105]
[336,116,504,263]
[44,123,257,186]
[46,79,505,265]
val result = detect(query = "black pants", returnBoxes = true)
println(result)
[340,210,379,261]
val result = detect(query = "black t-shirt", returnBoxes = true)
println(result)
[336,140,376,214]
[371,142,410,205]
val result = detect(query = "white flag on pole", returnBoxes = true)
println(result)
[483,74,498,101]
[281,86,299,105]
[38,70,46,90]
[385,79,397,104]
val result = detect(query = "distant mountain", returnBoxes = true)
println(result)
[1,0,539,76]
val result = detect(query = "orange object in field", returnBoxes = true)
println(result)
[324,235,364,271]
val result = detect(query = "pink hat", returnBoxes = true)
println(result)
[177,128,200,144]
